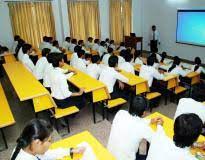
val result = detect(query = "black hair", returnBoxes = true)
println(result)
[42,48,51,57]
[110,40,114,44]
[71,39,77,44]
[160,51,167,63]
[120,50,126,59]
[129,96,147,117]
[108,55,118,67]
[100,41,105,46]
[94,39,99,43]
[74,45,82,53]
[65,37,71,42]
[46,52,54,63]
[88,37,93,41]
[11,119,53,160]
[48,37,53,43]
[105,38,109,42]
[16,39,25,54]
[124,53,132,62]
[107,47,113,54]
[147,56,155,66]
[152,25,156,30]
[150,52,159,63]
[22,44,32,54]
[78,40,84,45]
[194,57,201,72]
[1,46,9,53]
[168,56,180,72]
[120,42,125,46]
[43,36,47,42]
[14,35,20,41]
[174,113,203,148]
[77,50,85,58]
[51,53,64,67]
[52,40,59,47]
[91,55,100,63]
[85,53,91,60]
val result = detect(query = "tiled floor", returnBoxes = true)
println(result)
[0,76,177,159]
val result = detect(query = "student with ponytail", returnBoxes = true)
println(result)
[191,57,204,74]
[11,119,85,160]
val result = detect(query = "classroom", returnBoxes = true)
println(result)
[0,0,205,159]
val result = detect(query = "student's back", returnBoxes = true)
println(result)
[86,55,101,79]
[118,54,134,74]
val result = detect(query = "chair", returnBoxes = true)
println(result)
[92,87,127,123]
[33,94,79,133]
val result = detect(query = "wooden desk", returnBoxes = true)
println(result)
[50,131,116,160]
[146,112,205,155]
[0,83,15,149]
[3,62,49,101]
[2,53,16,63]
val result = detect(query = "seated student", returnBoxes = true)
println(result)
[33,48,50,83]
[39,36,47,50]
[107,96,163,160]
[159,51,167,64]
[78,40,87,52]
[102,47,113,65]
[150,52,160,69]
[83,53,91,65]
[11,119,85,160]
[109,40,116,50]
[146,113,203,160]
[105,38,110,48]
[12,35,20,54]
[17,39,25,60]
[98,41,107,57]
[92,39,100,51]
[85,37,93,49]
[87,55,101,79]
[75,50,86,73]
[139,56,164,87]
[117,42,126,52]
[118,50,126,64]
[0,46,9,55]
[62,37,71,50]
[191,57,204,74]
[174,98,205,123]
[22,44,35,72]
[50,53,85,109]
[70,45,81,67]
[134,52,144,65]
[99,55,129,99]
[119,53,135,74]
[168,56,190,77]
[51,40,61,53]
[69,39,77,52]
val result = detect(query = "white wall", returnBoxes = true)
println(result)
[142,0,205,61]
[0,2,13,49]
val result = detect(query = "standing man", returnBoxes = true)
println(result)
[149,25,160,52]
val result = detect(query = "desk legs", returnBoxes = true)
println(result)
[92,103,96,124]
[1,128,8,150]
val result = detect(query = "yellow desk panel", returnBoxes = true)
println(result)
[3,62,48,101]
[163,74,178,82]
[186,72,200,78]
[63,64,105,93]
[50,131,116,160]
[0,83,15,128]
[4,54,16,63]
[134,64,141,72]
[146,112,205,155]
[120,70,147,86]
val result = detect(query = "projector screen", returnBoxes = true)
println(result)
[176,10,205,47]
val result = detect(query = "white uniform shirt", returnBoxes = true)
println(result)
[146,125,197,160]
[118,56,125,64]
[118,46,126,52]
[119,62,135,74]
[99,66,128,93]
[86,63,102,79]
[156,53,162,62]
[39,42,52,50]
[174,98,205,123]
[85,41,93,49]
[134,57,143,65]
[62,41,71,50]
[13,148,70,160]
[107,110,154,160]
[75,58,87,73]
[169,65,190,77]
[92,43,99,51]
[51,46,61,53]
[22,54,35,73]
[98,46,107,57]
[153,62,160,69]
[191,65,204,74]
[12,41,18,53]
[18,48,24,62]
[109,44,116,50]
[139,65,164,87]
[43,63,54,88]
[50,67,73,100]
[69,44,76,52]
[70,52,78,67]
[102,54,110,65]
[150,30,160,42]
[33,57,48,80]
